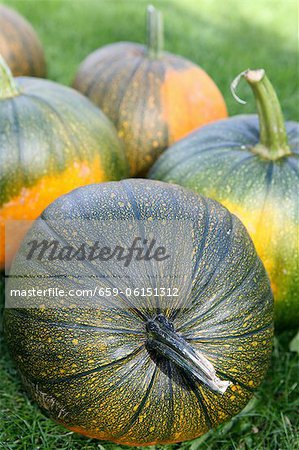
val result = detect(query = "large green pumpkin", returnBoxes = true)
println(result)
[150,69,299,329]
[4,179,273,445]
[0,56,128,268]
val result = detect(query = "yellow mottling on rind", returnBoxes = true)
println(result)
[1,157,107,268]
[220,198,298,319]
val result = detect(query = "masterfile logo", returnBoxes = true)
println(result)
[25,236,170,267]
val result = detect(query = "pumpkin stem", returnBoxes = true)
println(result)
[0,54,20,98]
[146,5,163,58]
[146,314,230,394]
[231,69,291,160]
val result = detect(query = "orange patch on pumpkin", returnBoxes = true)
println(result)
[66,424,202,447]
[0,157,106,268]
[160,66,227,143]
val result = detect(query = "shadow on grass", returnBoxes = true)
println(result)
[162,1,298,120]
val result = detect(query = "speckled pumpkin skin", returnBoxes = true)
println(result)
[149,116,299,329]
[0,5,46,77]
[0,77,129,268]
[73,42,227,175]
[4,180,273,445]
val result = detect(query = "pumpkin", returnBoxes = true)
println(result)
[0,56,129,269]
[0,5,46,77]
[72,6,227,176]
[4,179,273,445]
[149,69,299,329]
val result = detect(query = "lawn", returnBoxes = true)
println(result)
[0,0,298,449]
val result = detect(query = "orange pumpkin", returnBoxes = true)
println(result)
[0,4,46,77]
[73,6,227,175]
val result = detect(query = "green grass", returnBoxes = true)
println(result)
[0,0,298,449]
[2,0,299,119]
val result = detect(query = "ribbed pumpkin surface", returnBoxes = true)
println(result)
[0,69,129,268]
[149,117,299,328]
[149,70,299,329]
[5,180,273,445]
[0,5,46,77]
[73,7,227,175]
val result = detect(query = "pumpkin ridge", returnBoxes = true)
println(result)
[88,349,151,404]
[9,309,144,334]
[0,68,129,266]
[197,383,239,423]
[198,382,234,426]
[31,344,145,386]
[187,322,273,342]
[184,375,213,429]
[287,158,299,177]
[105,57,145,127]
[216,371,255,393]
[121,353,175,445]
[185,229,234,317]
[169,65,195,134]
[67,348,151,418]
[168,361,205,440]
[73,6,227,175]
[91,56,142,115]
[84,53,135,97]
[194,322,273,364]
[150,143,248,181]
[5,179,273,443]
[107,58,144,128]
[0,55,20,98]
[193,202,232,281]
[134,59,157,171]
[10,98,24,174]
[155,59,169,156]
[24,93,83,161]
[178,256,262,333]
[37,216,147,323]
[113,365,158,440]
[204,261,270,324]
[235,70,291,160]
[253,161,274,240]
[146,314,230,394]
[82,57,124,98]
[121,179,142,221]
[213,154,256,196]
[166,360,175,436]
